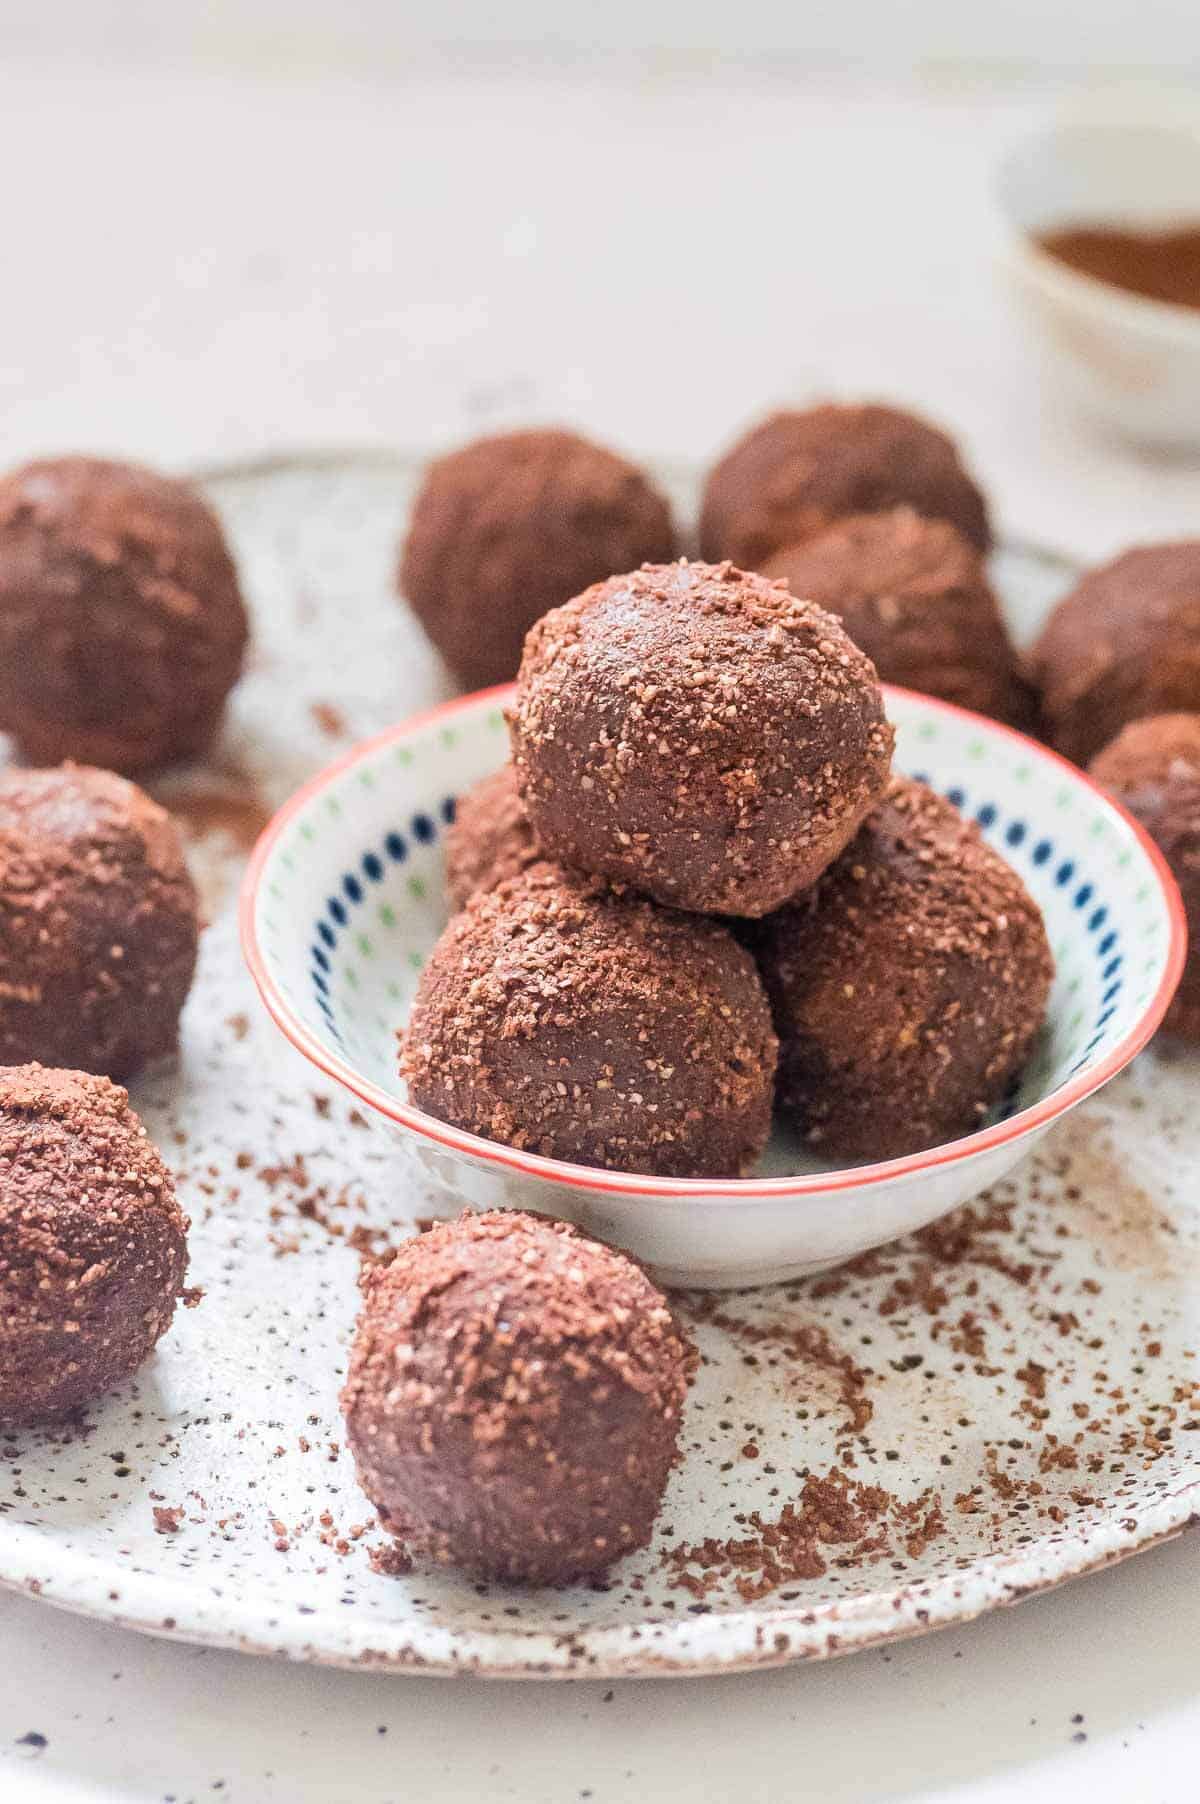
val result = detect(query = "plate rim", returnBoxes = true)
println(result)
[2,1479,1198,1679]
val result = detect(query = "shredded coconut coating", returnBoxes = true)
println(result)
[342,1210,693,1585]
[0,763,199,1078]
[443,762,541,908]
[1091,713,1200,1039]
[698,403,992,569]
[0,1063,189,1427]
[1030,541,1200,765]
[401,861,778,1177]
[510,559,894,917]
[757,776,1053,1161]
[763,507,1034,728]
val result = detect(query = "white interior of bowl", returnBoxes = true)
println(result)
[998,123,1200,238]
[246,685,1179,1190]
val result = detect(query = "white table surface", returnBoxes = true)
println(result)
[1,45,1199,1804]
[3,1526,1200,1804]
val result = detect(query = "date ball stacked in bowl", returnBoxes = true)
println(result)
[401,554,1054,1201]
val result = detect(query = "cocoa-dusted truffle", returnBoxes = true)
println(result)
[511,559,894,916]
[763,508,1034,728]
[401,862,777,1177]
[757,776,1053,1162]
[1091,714,1200,1038]
[699,403,992,570]
[0,1064,189,1427]
[342,1210,691,1585]
[1030,542,1200,766]
[398,429,675,691]
[0,457,248,772]
[0,764,199,1079]
[444,762,540,908]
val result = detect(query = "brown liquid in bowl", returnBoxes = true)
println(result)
[1036,223,1200,312]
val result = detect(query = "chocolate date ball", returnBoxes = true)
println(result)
[510,559,894,916]
[444,762,540,909]
[0,457,249,772]
[0,1064,189,1428]
[757,776,1053,1162]
[342,1210,691,1585]
[1030,542,1200,766]
[763,508,1034,728]
[401,862,777,1177]
[1091,714,1200,1038]
[0,764,199,1079]
[699,403,992,570]
[398,428,676,691]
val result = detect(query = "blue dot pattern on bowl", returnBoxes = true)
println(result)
[303,789,1121,1117]
[253,692,1172,1159]
[303,805,456,1056]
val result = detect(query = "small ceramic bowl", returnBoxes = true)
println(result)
[996,118,1200,449]
[241,686,1185,1289]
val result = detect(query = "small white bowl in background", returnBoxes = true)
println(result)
[996,118,1200,450]
[241,683,1185,1291]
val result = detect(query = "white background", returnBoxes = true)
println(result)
[1,7,1200,1799]
[4,0,1200,73]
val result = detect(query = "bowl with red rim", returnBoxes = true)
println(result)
[241,683,1185,1289]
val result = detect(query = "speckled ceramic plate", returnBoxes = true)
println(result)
[241,680,1182,1288]
[2,452,1199,1678]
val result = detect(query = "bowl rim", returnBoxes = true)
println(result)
[1004,231,1200,344]
[994,121,1200,344]
[239,683,1188,1202]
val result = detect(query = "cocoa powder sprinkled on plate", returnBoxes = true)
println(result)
[682,1298,873,1437]
[662,1468,947,1602]
[310,701,347,739]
